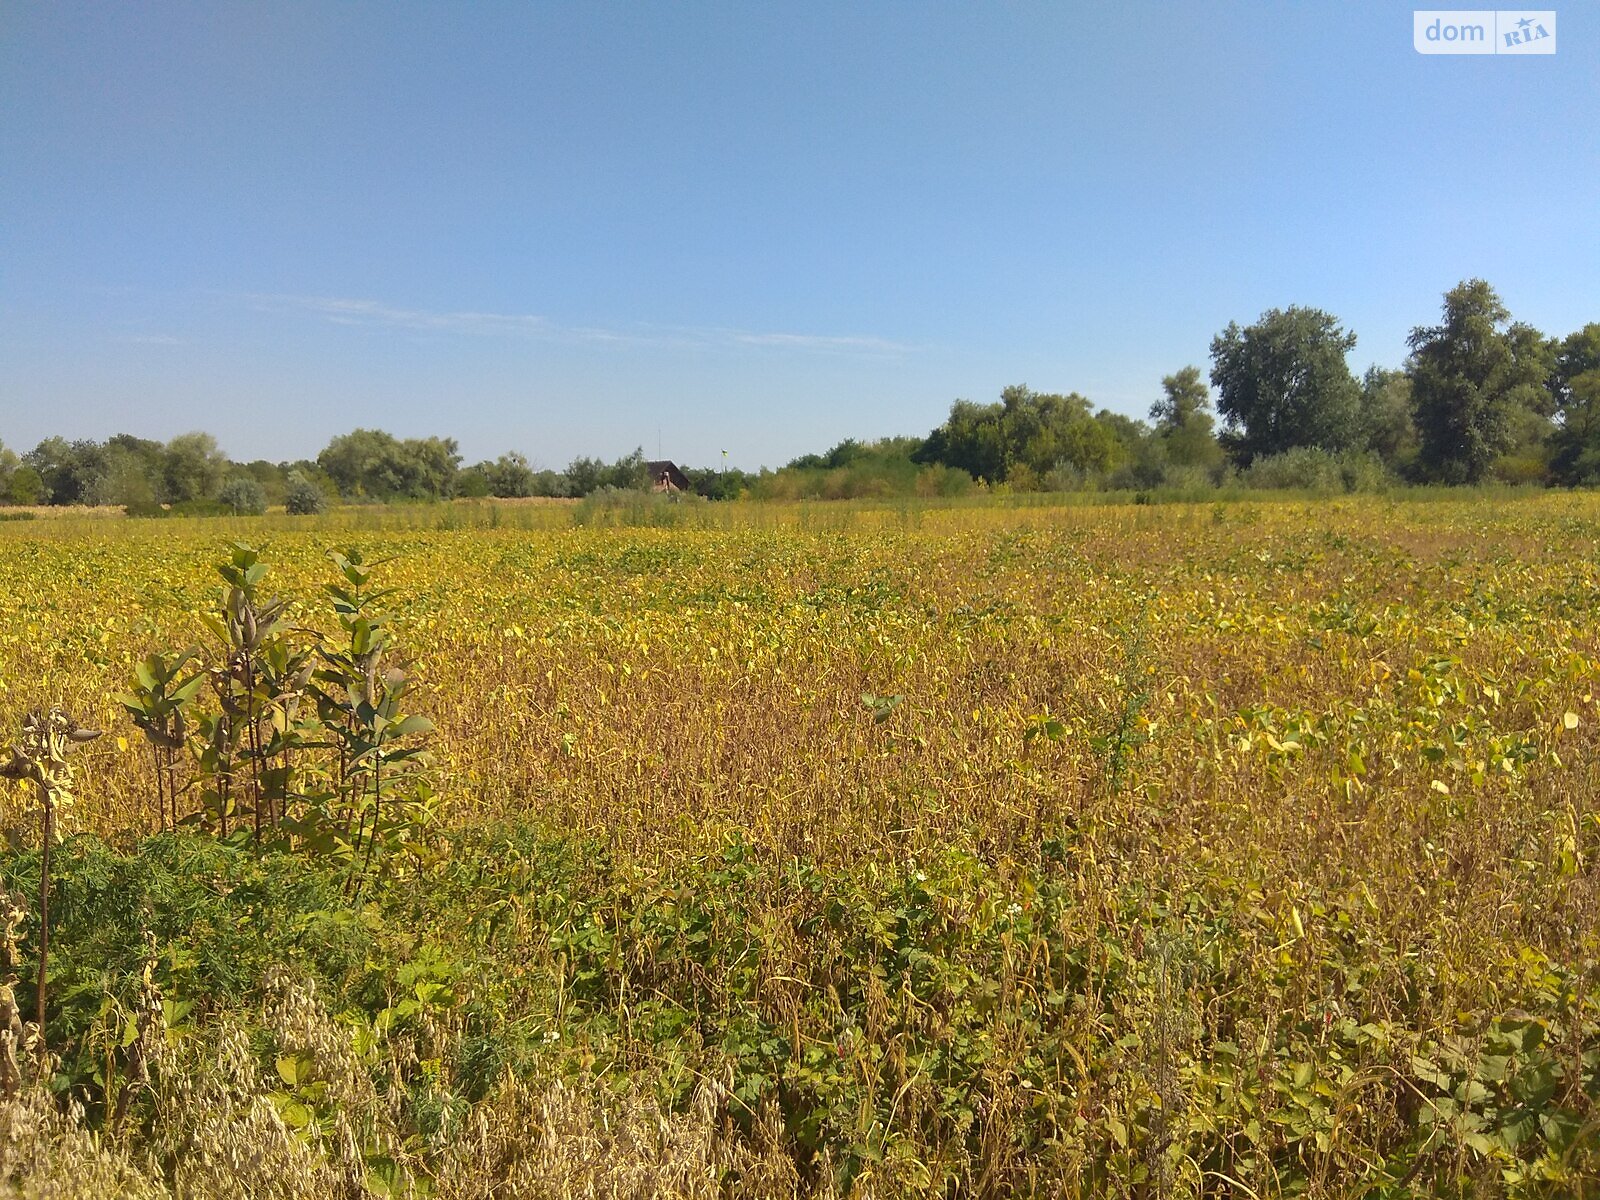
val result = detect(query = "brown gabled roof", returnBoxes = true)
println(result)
[646,460,691,491]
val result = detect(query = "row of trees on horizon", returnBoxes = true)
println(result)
[3,279,1597,511]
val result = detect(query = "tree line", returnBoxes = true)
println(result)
[4,278,1595,510]
[0,429,750,513]
[768,278,1596,499]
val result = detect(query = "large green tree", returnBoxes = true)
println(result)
[5,465,44,506]
[0,441,18,502]
[91,435,166,506]
[1548,323,1600,483]
[561,448,648,497]
[1406,280,1552,484]
[1209,307,1361,463]
[1151,366,1224,471]
[321,429,405,498]
[915,399,1008,483]
[318,430,462,500]
[1356,367,1419,475]
[998,386,1118,482]
[163,432,230,502]
[24,437,108,505]
[917,386,1118,485]
[468,451,538,498]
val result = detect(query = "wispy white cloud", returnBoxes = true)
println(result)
[239,292,916,356]
[251,294,549,335]
[114,333,186,345]
[717,328,911,354]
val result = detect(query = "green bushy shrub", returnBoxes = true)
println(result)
[1242,447,1392,494]
[283,470,328,515]
[216,476,268,516]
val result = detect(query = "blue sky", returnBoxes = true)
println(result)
[2,2,1595,471]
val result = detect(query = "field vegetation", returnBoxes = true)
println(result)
[0,493,1598,1196]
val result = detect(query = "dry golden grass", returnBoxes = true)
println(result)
[0,503,125,520]
[0,974,797,1199]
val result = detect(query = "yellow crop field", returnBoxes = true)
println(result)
[1,493,1599,1197]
